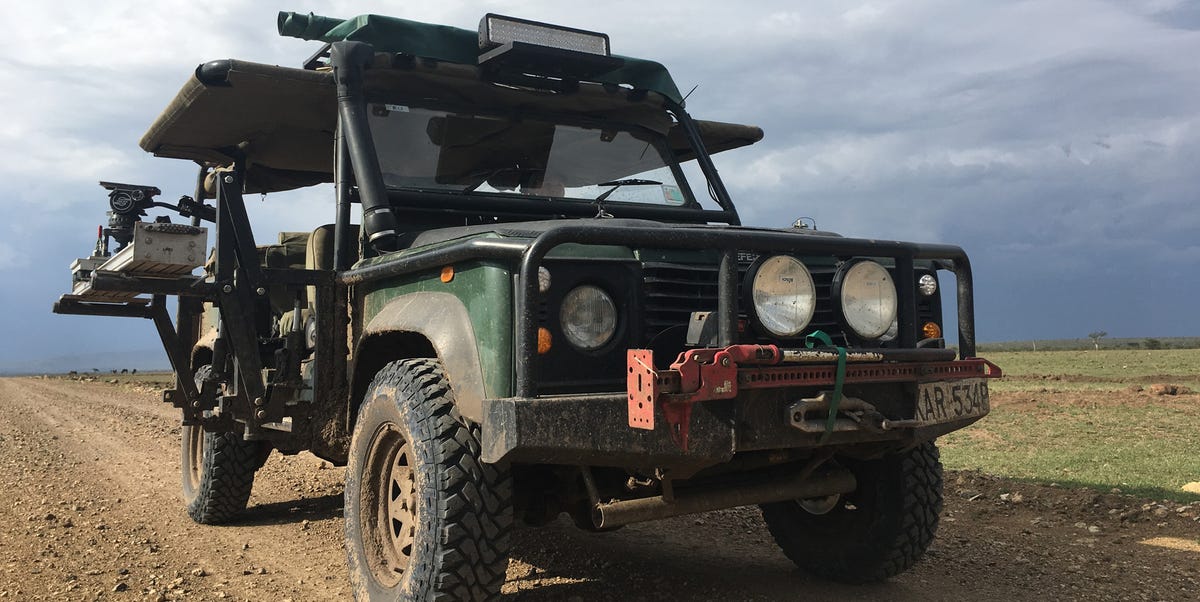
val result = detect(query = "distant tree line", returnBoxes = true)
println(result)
[978,336,1200,352]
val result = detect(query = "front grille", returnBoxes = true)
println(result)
[640,260,845,347]
[642,261,719,335]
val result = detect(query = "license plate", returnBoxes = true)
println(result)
[916,378,990,424]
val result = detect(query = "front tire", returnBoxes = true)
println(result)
[760,441,944,583]
[345,359,512,601]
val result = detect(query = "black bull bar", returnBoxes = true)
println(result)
[510,225,978,398]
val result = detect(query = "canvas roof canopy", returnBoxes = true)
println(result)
[140,17,763,194]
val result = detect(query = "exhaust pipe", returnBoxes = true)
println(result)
[592,469,856,529]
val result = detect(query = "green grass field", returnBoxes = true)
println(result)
[983,349,1200,392]
[941,348,1200,501]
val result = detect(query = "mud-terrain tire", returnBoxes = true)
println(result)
[760,441,943,583]
[181,366,272,524]
[345,358,512,601]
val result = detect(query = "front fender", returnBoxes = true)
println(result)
[356,292,489,422]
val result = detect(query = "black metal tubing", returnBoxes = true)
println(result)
[149,295,201,415]
[190,164,208,228]
[340,238,529,286]
[668,102,740,223]
[333,126,354,271]
[52,298,154,318]
[59,293,204,422]
[593,469,857,528]
[303,41,333,71]
[894,256,918,348]
[717,250,738,346]
[89,272,216,297]
[514,225,979,397]
[331,41,399,252]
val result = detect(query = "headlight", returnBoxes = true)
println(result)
[560,285,617,350]
[750,255,816,337]
[837,260,898,340]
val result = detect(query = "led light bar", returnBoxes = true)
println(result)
[479,14,611,57]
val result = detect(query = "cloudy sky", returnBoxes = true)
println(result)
[2,0,1197,372]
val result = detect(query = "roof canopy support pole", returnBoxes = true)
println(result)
[190,163,209,228]
[668,102,741,225]
[334,124,354,271]
[330,41,399,253]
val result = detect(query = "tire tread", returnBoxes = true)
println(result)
[761,442,943,583]
[349,359,512,601]
[186,430,266,524]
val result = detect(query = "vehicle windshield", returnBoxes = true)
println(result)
[368,104,693,206]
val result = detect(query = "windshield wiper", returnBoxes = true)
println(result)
[594,178,662,203]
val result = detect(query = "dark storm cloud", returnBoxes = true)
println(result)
[2,1,1198,371]
[659,1,1200,341]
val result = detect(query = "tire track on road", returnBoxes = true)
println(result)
[0,378,351,600]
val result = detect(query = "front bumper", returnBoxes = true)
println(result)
[482,345,1001,473]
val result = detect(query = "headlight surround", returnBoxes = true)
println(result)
[836,260,898,340]
[560,285,618,350]
[749,255,816,338]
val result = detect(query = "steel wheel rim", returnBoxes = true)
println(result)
[798,494,841,515]
[184,426,204,491]
[361,423,416,587]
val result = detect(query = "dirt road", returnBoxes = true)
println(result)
[1,377,1197,601]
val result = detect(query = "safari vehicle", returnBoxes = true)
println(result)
[54,11,1000,600]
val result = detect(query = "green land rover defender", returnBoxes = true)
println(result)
[55,11,1000,601]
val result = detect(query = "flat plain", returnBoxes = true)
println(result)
[0,349,1197,600]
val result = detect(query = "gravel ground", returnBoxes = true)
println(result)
[0,376,1196,601]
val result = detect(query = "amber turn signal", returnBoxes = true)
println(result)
[537,327,553,354]
[440,265,454,283]
[922,321,942,339]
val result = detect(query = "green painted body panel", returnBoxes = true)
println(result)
[361,260,514,398]
[354,232,637,398]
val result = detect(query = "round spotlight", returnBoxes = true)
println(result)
[836,260,898,340]
[749,255,816,338]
